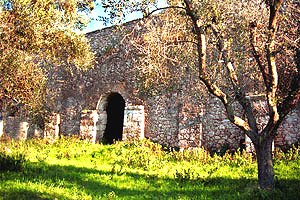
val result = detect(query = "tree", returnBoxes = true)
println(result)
[98,0,300,189]
[0,0,94,116]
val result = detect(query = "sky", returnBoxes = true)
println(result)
[83,0,168,33]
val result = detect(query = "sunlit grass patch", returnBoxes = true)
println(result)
[0,137,299,199]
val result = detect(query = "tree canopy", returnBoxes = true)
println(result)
[0,0,94,115]
[97,0,299,189]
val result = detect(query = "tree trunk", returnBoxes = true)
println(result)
[255,137,275,190]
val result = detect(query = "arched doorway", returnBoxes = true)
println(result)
[102,93,125,144]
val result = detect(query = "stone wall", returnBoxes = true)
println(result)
[275,107,300,149]
[145,93,180,147]
[44,113,60,141]
[80,110,98,143]
[1,113,60,141]
[4,117,29,140]
[1,19,299,151]
[201,97,245,151]
[178,92,204,149]
[123,105,145,140]
[45,21,143,137]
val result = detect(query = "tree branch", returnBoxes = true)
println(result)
[211,24,259,136]
[249,22,270,88]
[199,77,254,135]
[183,0,254,136]
[143,6,186,18]
[277,46,300,124]
[264,0,283,135]
[183,0,206,74]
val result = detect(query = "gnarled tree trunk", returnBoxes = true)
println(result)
[254,136,275,189]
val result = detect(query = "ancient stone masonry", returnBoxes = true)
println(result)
[249,95,300,150]
[1,19,299,151]
[1,112,60,141]
[80,110,98,143]
[4,117,29,140]
[123,105,145,141]
[146,93,181,147]
[201,96,245,152]
[275,109,300,149]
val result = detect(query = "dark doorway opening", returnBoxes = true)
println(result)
[103,93,125,144]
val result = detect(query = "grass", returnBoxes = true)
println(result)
[0,137,299,200]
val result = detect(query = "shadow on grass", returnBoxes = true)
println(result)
[0,189,58,200]
[1,162,299,200]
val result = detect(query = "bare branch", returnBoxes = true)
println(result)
[249,22,269,87]
[264,0,283,132]
[199,76,253,133]
[183,0,206,73]
[211,23,259,135]
[143,6,186,18]
[183,0,260,136]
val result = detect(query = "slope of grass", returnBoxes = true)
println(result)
[0,137,299,199]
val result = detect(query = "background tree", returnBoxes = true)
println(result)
[98,0,299,189]
[0,0,95,117]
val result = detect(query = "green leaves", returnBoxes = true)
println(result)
[0,146,27,172]
[97,0,158,25]
[0,0,94,113]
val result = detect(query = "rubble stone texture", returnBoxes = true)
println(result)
[1,19,299,151]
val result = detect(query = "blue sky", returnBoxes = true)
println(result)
[83,0,167,33]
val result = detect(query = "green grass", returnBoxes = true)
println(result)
[0,137,299,200]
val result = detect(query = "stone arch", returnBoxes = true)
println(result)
[96,92,125,144]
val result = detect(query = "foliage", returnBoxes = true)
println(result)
[274,144,300,162]
[0,152,26,172]
[0,137,299,199]
[0,0,94,114]
[112,139,167,171]
[96,0,299,189]
[98,0,158,25]
[0,145,27,172]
